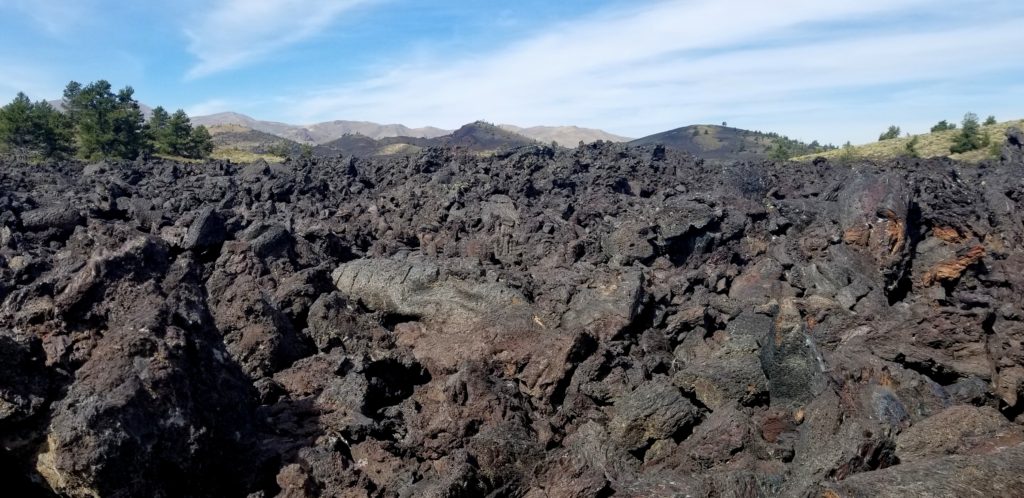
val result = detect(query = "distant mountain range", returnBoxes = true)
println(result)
[207,118,836,163]
[45,98,834,162]
[313,121,539,157]
[192,112,450,143]
[498,124,630,144]
[191,111,629,146]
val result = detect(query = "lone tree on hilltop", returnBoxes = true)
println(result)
[879,125,901,141]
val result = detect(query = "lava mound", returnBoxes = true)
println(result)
[2,140,1024,497]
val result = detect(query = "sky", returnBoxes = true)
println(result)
[1,0,1023,144]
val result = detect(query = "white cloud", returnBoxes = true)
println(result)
[185,0,377,79]
[285,0,1024,143]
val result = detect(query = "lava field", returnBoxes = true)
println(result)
[2,134,1024,497]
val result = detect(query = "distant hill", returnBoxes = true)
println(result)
[314,134,431,157]
[630,124,832,162]
[305,121,449,142]
[314,121,538,157]
[207,124,301,163]
[499,124,630,144]
[193,112,450,144]
[441,121,537,151]
[792,119,1024,163]
[192,112,317,143]
[193,111,627,148]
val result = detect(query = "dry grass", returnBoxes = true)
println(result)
[376,143,422,156]
[153,153,202,164]
[210,148,285,163]
[207,124,251,136]
[793,119,1023,163]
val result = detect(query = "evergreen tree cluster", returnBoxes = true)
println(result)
[0,93,74,158]
[0,80,213,160]
[148,107,214,159]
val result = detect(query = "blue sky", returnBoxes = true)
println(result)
[1,0,1023,143]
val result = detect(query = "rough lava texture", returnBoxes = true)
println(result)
[1,132,1024,497]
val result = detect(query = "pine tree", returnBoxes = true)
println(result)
[189,125,214,159]
[166,109,193,156]
[109,86,149,159]
[768,138,790,162]
[0,93,35,149]
[950,113,983,154]
[63,80,148,160]
[0,93,74,157]
[148,106,172,154]
[29,100,74,157]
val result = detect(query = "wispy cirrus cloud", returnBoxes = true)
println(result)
[286,0,1024,143]
[184,0,378,79]
[0,0,96,35]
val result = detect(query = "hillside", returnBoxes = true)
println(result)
[313,122,537,157]
[192,112,316,143]
[630,124,832,161]
[793,119,1024,163]
[440,121,537,151]
[207,124,301,162]
[499,124,631,144]
[314,134,431,157]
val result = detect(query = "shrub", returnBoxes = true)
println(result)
[838,141,857,164]
[768,138,790,162]
[931,120,956,132]
[984,115,997,126]
[879,125,901,141]
[905,136,920,158]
